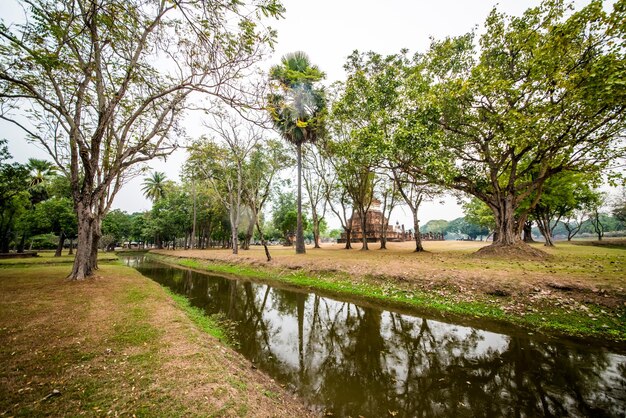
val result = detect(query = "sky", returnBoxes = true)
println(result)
[1,0,602,229]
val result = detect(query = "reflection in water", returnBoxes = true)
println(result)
[126,256,626,417]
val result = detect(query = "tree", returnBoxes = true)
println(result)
[393,170,442,252]
[0,141,30,252]
[529,172,599,246]
[188,114,262,255]
[463,198,496,240]
[244,140,290,261]
[268,51,326,254]
[376,175,399,250]
[34,197,77,256]
[420,219,449,234]
[402,0,626,255]
[102,209,132,251]
[612,188,626,224]
[0,0,284,279]
[446,217,490,240]
[272,192,308,246]
[302,144,330,249]
[141,172,168,203]
[330,52,406,251]
[586,192,608,241]
[26,159,56,187]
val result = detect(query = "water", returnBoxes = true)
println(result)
[123,256,626,417]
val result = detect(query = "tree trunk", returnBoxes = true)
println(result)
[17,233,26,253]
[412,210,423,252]
[89,217,101,271]
[491,197,521,246]
[536,216,555,247]
[55,231,66,257]
[242,213,255,250]
[231,226,239,254]
[359,210,369,250]
[69,203,94,280]
[191,178,197,249]
[522,221,535,243]
[295,142,306,254]
[343,227,352,250]
[380,218,388,250]
[312,211,321,249]
[68,238,74,255]
[255,218,271,262]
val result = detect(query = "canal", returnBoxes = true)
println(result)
[123,255,626,417]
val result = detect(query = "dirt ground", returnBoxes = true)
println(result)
[154,240,626,313]
[0,264,313,417]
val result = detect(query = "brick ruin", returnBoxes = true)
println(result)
[337,200,445,243]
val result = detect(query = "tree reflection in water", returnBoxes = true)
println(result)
[131,257,626,418]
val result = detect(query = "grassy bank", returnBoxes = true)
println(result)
[148,243,626,343]
[0,260,311,417]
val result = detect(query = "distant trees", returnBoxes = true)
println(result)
[445,218,490,241]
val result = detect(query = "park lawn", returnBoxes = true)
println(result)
[0,262,311,417]
[0,250,118,266]
[151,240,626,342]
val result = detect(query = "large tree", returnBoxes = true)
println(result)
[268,51,326,254]
[0,0,283,279]
[187,114,262,255]
[402,0,626,255]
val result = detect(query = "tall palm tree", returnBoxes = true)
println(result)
[268,51,326,254]
[141,171,167,202]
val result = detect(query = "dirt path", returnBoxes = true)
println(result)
[0,264,312,417]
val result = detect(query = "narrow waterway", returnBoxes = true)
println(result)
[123,256,626,417]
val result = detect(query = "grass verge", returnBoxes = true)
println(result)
[0,262,312,417]
[163,288,232,345]
[149,253,626,344]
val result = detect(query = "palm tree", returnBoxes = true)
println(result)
[268,51,326,254]
[26,158,56,187]
[141,171,167,202]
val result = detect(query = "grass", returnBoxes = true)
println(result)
[0,261,311,417]
[148,241,626,343]
[163,289,231,344]
[0,250,118,266]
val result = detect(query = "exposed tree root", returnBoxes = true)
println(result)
[473,241,551,260]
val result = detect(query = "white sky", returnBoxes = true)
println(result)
[1,0,604,229]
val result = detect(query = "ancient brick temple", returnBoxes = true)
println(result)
[338,200,411,243]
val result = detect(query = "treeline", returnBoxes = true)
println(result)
[99,184,334,251]
[0,141,76,255]
[421,196,626,242]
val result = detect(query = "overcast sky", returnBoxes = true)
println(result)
[1,0,601,228]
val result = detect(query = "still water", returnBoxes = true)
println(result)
[124,256,626,417]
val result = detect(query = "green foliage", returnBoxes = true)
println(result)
[419,219,449,234]
[268,51,326,147]
[141,172,167,202]
[102,209,132,245]
[445,217,490,240]
[272,192,308,244]
[0,141,31,251]
[32,196,77,237]
[398,0,626,245]
[463,198,496,232]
